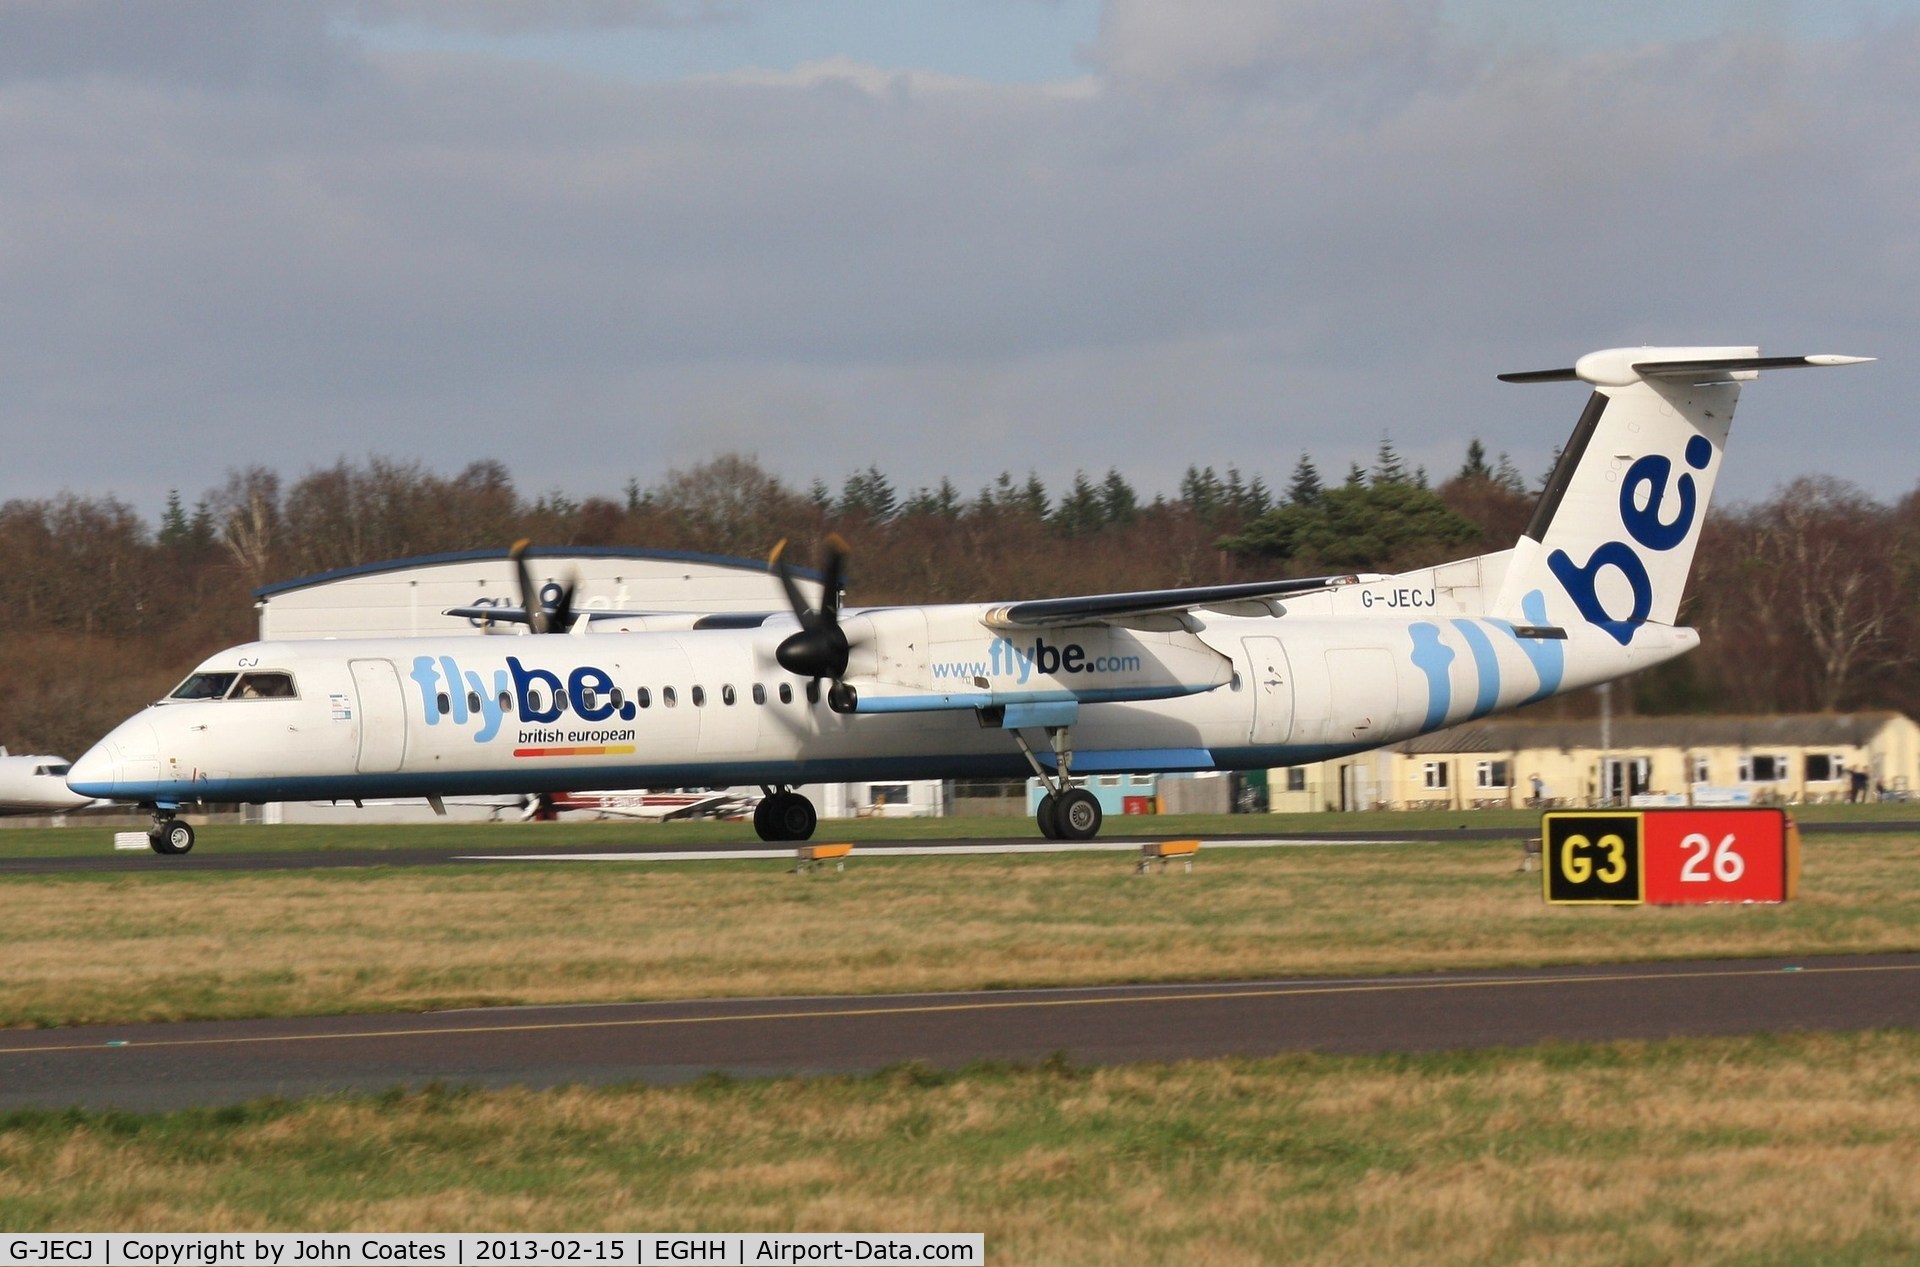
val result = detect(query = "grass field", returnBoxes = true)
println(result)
[5,817,1919,1257]
[5,832,1920,1027]
[4,1035,1919,1262]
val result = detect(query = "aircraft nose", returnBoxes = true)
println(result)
[67,720,159,798]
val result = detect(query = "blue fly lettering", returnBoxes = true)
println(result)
[411,655,636,742]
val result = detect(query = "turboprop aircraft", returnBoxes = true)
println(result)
[69,346,1870,855]
[0,747,97,815]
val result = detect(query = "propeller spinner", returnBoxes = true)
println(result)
[769,534,857,709]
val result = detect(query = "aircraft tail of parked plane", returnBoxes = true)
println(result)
[67,345,1870,854]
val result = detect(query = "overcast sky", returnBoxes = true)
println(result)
[2,0,1914,521]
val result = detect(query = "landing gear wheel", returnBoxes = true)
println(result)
[1053,789,1103,841]
[755,792,818,842]
[149,819,195,855]
[1035,793,1061,840]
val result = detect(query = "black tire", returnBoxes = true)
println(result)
[1035,793,1060,839]
[753,796,777,841]
[773,793,817,842]
[149,820,195,856]
[1054,789,1103,841]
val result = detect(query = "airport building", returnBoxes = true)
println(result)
[1268,711,1920,813]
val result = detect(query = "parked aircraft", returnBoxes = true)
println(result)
[0,748,96,815]
[69,346,1869,855]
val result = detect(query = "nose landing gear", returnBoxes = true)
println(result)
[147,809,195,855]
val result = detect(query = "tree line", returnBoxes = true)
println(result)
[1,443,1913,757]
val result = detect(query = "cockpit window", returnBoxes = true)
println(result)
[234,672,297,699]
[170,672,238,700]
[167,671,297,701]
[34,764,69,777]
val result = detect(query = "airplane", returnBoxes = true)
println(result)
[67,345,1871,855]
[0,747,98,816]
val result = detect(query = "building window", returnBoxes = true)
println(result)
[1475,760,1510,789]
[1690,755,1710,785]
[1805,753,1847,782]
[1740,754,1788,782]
[1285,767,1307,792]
[1422,762,1449,790]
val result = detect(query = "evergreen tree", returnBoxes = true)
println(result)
[1287,453,1323,505]
[1373,435,1409,485]
[838,466,898,521]
[1051,471,1105,537]
[1458,438,1494,482]
[1099,469,1138,526]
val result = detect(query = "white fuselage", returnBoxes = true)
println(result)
[66,590,1693,807]
[0,754,94,815]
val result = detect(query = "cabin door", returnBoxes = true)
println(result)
[349,659,408,773]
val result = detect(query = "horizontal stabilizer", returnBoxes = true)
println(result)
[988,574,1363,628]
[1500,351,1872,385]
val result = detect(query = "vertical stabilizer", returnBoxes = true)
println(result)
[1490,347,1871,645]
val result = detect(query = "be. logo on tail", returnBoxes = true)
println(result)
[1547,435,1713,645]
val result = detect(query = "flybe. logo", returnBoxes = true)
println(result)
[1547,434,1712,646]
[931,638,1144,685]
[407,655,636,744]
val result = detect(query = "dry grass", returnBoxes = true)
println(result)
[3,836,1918,1027]
[3,1033,1919,1262]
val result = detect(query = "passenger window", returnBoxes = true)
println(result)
[436,691,451,716]
[722,684,737,706]
[554,691,569,714]
[752,684,766,705]
[467,690,481,714]
[499,691,514,715]
[779,683,793,705]
[527,689,545,712]
[610,687,625,710]
[581,687,598,710]
[637,687,652,709]
[692,686,707,707]
[663,687,678,708]
[806,680,821,704]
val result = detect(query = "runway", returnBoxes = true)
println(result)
[4,954,1916,1112]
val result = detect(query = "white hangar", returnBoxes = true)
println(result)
[253,546,816,641]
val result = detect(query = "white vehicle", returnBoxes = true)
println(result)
[69,347,1869,855]
[0,748,96,815]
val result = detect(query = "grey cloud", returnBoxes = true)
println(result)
[0,6,1914,517]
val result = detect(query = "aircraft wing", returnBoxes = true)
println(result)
[985,574,1368,629]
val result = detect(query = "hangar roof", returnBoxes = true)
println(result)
[1394,712,1909,754]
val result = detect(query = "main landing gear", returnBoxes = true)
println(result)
[754,786,818,842]
[1012,724,1103,841]
[147,807,195,855]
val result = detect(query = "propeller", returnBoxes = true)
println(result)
[510,538,577,635]
[769,533,857,709]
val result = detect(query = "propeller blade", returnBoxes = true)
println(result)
[768,534,853,680]
[509,538,548,634]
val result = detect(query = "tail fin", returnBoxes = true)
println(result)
[1490,347,1871,644]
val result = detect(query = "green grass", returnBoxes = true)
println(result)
[5,835,1918,1027]
[4,1034,1919,1261]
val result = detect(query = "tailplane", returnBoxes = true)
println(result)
[1489,347,1871,644]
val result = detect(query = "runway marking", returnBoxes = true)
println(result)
[4,960,1915,1058]
[455,838,1411,862]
